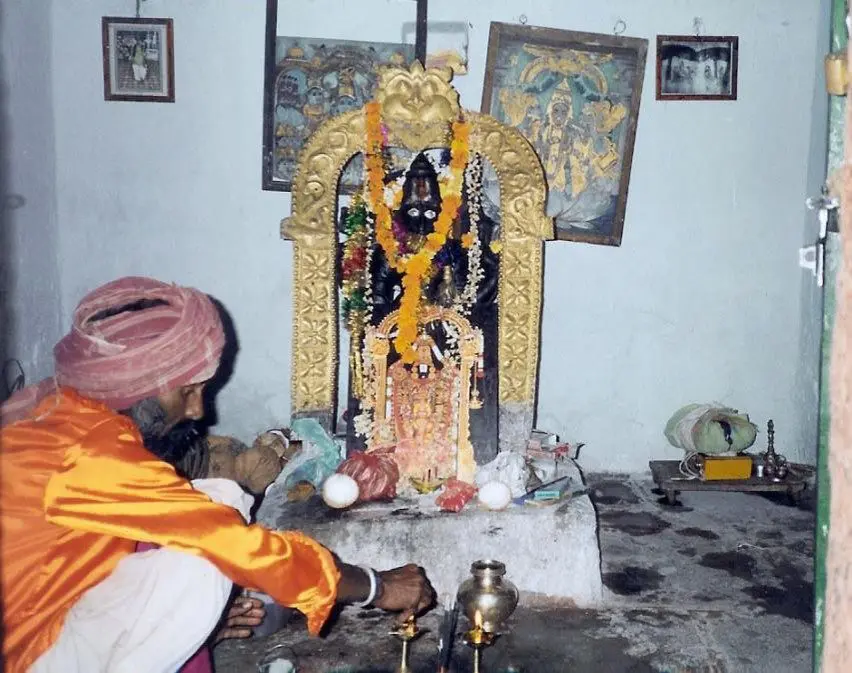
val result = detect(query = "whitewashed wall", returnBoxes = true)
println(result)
[2,0,63,382]
[30,0,830,471]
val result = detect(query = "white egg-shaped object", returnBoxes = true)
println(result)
[477,481,512,510]
[322,474,360,509]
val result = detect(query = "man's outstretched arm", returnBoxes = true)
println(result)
[44,417,434,632]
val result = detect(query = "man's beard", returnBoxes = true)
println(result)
[122,398,204,478]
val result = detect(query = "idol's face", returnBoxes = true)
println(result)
[401,175,442,236]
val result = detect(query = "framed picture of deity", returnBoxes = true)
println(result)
[261,0,415,192]
[481,23,647,246]
[102,17,175,103]
[656,35,739,101]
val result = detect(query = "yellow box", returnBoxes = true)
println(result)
[703,455,753,481]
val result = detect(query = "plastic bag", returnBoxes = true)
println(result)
[279,418,343,490]
[664,404,757,455]
[336,450,399,502]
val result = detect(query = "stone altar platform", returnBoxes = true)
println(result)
[257,461,603,608]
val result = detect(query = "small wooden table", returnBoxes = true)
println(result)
[649,459,808,505]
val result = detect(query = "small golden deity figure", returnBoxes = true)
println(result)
[388,334,457,484]
[364,306,481,492]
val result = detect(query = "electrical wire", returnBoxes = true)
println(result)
[678,451,702,480]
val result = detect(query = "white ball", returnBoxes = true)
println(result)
[322,474,360,509]
[477,481,512,510]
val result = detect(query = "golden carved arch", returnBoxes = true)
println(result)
[283,62,553,425]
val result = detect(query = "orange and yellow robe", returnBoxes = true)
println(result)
[0,388,339,672]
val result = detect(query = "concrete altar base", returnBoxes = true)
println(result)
[257,460,603,608]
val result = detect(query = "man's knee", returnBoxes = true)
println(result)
[191,477,254,523]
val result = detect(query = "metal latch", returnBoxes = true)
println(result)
[799,245,823,287]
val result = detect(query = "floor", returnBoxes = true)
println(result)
[214,473,816,673]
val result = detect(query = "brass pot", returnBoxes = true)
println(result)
[456,560,519,633]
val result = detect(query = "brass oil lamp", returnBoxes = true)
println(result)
[464,610,496,673]
[389,616,422,673]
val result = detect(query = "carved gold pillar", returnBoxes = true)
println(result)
[282,109,366,425]
[471,116,553,451]
[457,328,482,482]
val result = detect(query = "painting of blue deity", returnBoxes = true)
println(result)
[482,23,648,245]
[264,37,414,192]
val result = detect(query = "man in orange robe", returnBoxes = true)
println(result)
[1,277,435,673]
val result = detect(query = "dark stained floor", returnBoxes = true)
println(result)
[214,474,815,673]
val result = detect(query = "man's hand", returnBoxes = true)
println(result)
[214,596,265,643]
[373,564,436,622]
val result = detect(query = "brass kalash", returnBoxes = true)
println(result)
[390,560,519,673]
[284,61,549,670]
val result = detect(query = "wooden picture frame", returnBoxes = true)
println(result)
[656,35,739,101]
[482,22,647,246]
[102,17,175,103]
[261,0,414,192]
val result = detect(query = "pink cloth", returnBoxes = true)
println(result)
[1,276,224,425]
[136,542,214,673]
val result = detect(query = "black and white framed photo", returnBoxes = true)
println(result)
[102,17,175,103]
[656,35,738,101]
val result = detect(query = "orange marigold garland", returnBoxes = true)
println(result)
[364,101,470,363]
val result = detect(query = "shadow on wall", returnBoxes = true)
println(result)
[199,297,241,431]
[0,3,11,664]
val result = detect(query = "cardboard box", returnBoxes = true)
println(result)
[703,455,753,481]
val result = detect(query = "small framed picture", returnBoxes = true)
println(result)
[102,17,175,102]
[656,35,738,101]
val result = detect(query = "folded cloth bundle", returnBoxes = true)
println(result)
[664,403,758,455]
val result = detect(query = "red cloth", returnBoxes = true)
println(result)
[436,478,478,513]
[1,276,225,424]
[337,450,399,501]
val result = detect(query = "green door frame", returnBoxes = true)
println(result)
[814,0,847,669]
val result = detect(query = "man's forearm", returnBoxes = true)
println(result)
[335,560,383,605]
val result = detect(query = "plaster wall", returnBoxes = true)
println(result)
[2,0,62,383]
[50,0,828,471]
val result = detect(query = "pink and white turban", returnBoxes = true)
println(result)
[2,277,225,424]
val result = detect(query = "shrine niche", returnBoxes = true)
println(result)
[282,62,552,489]
[365,306,481,487]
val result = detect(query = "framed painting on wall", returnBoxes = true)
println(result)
[481,22,647,246]
[262,0,414,192]
[102,17,175,103]
[656,35,739,101]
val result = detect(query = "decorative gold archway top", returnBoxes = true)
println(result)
[375,61,460,150]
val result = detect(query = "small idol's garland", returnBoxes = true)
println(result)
[364,101,470,363]
[340,196,374,399]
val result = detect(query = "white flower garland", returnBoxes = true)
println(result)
[454,154,485,316]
